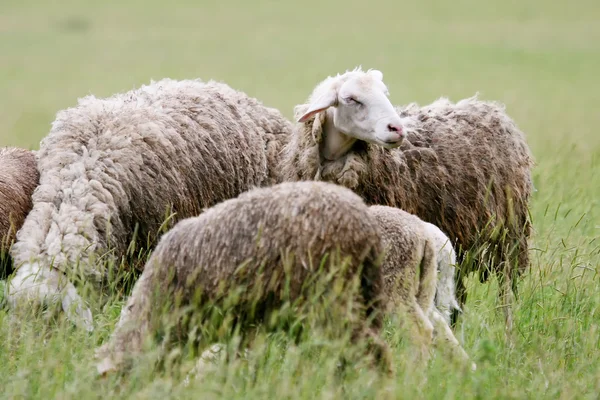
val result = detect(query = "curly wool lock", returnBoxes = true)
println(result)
[95,181,391,376]
[0,147,39,278]
[8,78,293,329]
[280,93,534,328]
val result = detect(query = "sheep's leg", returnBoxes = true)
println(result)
[95,265,162,375]
[430,309,476,371]
[401,301,433,367]
[389,285,433,365]
[7,262,93,331]
[397,241,437,367]
[414,304,434,366]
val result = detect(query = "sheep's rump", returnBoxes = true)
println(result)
[280,95,534,291]
[0,147,39,278]
[10,78,292,280]
[367,205,434,305]
[96,181,387,370]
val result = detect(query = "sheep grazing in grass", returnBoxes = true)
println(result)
[7,78,293,331]
[95,181,391,376]
[0,147,39,279]
[187,206,473,380]
[369,205,474,369]
[279,70,534,329]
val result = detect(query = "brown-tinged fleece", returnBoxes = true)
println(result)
[279,94,534,329]
[95,181,391,375]
[7,78,293,330]
[369,205,474,369]
[0,147,39,278]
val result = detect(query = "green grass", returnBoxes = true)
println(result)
[1,0,599,398]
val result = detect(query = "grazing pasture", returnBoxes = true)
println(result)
[1,0,599,398]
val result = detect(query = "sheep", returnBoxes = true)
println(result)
[0,147,39,279]
[368,205,474,369]
[181,203,473,383]
[6,78,293,331]
[279,75,534,330]
[95,181,391,376]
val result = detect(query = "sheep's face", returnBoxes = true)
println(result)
[298,69,405,149]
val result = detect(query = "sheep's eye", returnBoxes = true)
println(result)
[346,97,361,105]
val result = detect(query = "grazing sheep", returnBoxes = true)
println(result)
[7,78,293,330]
[280,82,534,329]
[184,203,473,379]
[95,181,391,376]
[369,205,473,368]
[0,147,39,279]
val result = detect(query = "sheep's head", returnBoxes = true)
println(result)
[297,68,405,149]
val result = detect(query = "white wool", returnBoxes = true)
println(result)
[423,221,462,325]
[8,261,93,331]
[7,77,293,331]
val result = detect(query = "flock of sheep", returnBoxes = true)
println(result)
[0,67,534,378]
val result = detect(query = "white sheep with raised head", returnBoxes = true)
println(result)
[279,68,534,330]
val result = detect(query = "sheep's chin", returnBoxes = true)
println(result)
[373,138,404,149]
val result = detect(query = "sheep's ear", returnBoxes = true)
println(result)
[297,88,338,123]
[368,69,383,81]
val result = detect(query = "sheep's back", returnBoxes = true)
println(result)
[394,97,534,251]
[150,181,383,301]
[336,98,533,250]
[35,79,291,258]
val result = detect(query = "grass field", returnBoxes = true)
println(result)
[1,0,600,398]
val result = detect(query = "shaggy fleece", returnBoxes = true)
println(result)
[0,147,39,277]
[10,78,292,283]
[95,181,389,375]
[279,95,534,310]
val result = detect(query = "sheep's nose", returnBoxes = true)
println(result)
[387,124,405,137]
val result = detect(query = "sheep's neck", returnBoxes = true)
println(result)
[320,110,357,161]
